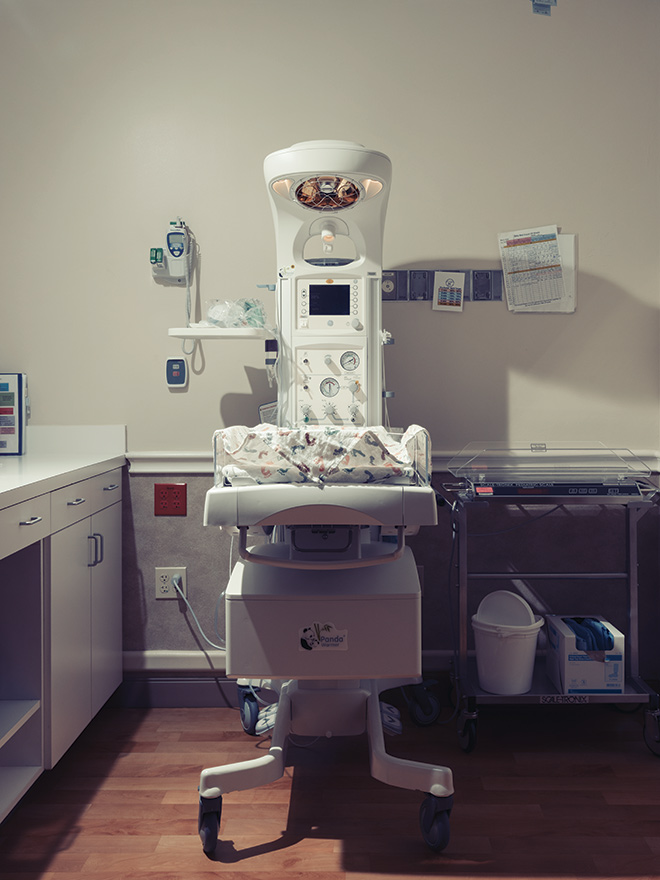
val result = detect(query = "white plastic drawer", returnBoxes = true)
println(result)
[50,482,93,532]
[50,469,123,533]
[87,468,122,512]
[0,495,50,560]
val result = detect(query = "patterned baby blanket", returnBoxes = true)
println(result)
[213,424,429,486]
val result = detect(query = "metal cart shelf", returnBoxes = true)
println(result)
[440,441,660,754]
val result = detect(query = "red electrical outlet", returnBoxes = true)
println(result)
[154,482,187,516]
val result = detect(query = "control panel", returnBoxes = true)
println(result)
[278,274,382,427]
[295,343,367,426]
[296,277,365,333]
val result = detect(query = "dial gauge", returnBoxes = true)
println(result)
[320,377,340,397]
[340,351,360,371]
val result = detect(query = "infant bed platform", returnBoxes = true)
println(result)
[204,424,437,568]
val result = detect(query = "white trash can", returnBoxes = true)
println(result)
[471,591,544,695]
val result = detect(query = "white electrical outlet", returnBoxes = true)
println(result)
[155,566,187,600]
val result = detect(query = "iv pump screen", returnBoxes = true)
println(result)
[167,232,186,257]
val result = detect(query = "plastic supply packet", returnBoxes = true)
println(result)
[206,298,268,329]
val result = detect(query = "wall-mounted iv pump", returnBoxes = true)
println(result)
[151,217,197,359]
[150,218,193,286]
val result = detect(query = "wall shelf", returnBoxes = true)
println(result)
[168,327,270,340]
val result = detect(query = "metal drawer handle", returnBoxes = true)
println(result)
[67,497,86,507]
[19,515,43,526]
[103,484,119,492]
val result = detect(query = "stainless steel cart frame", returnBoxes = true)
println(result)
[440,441,660,753]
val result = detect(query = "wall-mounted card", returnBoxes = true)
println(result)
[432,271,465,312]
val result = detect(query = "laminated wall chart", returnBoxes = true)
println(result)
[498,225,576,313]
[432,271,465,312]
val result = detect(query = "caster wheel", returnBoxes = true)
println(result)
[198,796,222,855]
[643,710,660,756]
[613,702,642,714]
[458,718,477,753]
[419,795,451,851]
[409,692,441,727]
[240,694,259,735]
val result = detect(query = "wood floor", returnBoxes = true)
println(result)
[2,684,660,879]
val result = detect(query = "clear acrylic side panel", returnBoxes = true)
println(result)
[448,441,651,485]
[407,426,431,486]
[212,425,431,487]
[212,430,225,487]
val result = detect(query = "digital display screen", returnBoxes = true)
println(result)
[309,284,351,316]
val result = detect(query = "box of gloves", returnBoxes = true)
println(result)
[546,615,624,694]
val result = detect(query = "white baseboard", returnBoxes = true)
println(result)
[123,649,226,674]
[122,648,453,676]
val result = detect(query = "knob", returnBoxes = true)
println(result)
[348,380,360,394]
[324,354,332,365]
[351,318,363,331]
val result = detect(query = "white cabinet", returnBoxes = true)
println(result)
[0,426,125,822]
[90,501,123,716]
[47,469,122,768]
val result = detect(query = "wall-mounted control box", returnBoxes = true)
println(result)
[166,357,188,388]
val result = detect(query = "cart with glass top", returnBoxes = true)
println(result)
[439,441,660,754]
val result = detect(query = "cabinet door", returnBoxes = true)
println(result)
[48,517,92,767]
[90,501,122,716]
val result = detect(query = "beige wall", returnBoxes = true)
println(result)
[1,0,659,458]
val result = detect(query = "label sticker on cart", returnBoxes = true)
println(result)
[540,695,590,704]
[299,622,348,652]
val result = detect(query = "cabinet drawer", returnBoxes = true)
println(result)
[87,469,123,513]
[0,495,51,560]
[50,469,123,533]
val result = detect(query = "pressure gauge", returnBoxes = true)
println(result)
[340,351,360,371]
[320,377,340,397]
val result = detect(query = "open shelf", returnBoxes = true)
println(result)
[462,659,652,706]
[0,765,43,819]
[0,543,44,822]
[0,700,41,748]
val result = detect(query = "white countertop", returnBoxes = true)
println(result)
[0,426,126,508]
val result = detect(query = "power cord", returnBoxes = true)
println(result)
[171,574,225,650]
[179,218,197,357]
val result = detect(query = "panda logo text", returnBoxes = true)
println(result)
[300,622,348,652]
